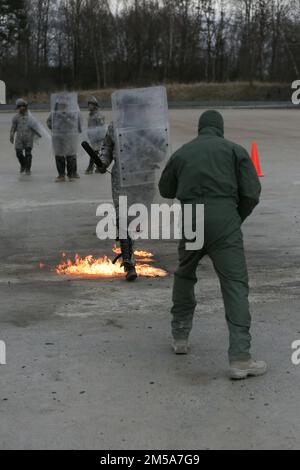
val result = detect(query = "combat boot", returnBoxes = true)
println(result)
[123,262,138,282]
[172,339,189,355]
[229,359,267,380]
[120,238,137,281]
[55,176,66,183]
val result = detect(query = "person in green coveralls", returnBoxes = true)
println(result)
[159,110,267,380]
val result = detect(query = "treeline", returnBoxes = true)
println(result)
[1,0,300,97]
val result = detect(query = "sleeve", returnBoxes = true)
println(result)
[10,116,17,137]
[234,146,262,222]
[158,153,179,199]
[100,123,114,168]
[46,113,52,130]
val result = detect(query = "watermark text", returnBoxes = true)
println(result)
[96,197,204,251]
[0,341,6,365]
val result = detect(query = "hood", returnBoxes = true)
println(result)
[198,110,224,137]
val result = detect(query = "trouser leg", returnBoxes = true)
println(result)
[66,155,77,177]
[115,206,135,267]
[74,156,78,174]
[208,229,252,362]
[24,148,32,172]
[171,240,203,340]
[16,149,25,171]
[119,237,135,267]
[86,158,94,171]
[55,156,66,176]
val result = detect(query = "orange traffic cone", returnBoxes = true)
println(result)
[251,141,265,177]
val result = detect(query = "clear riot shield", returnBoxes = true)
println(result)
[28,112,52,157]
[28,112,50,142]
[87,125,108,150]
[51,92,80,156]
[111,86,170,188]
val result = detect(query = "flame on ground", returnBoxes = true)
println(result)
[55,252,168,278]
[112,245,154,259]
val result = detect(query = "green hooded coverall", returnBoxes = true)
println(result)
[158,111,261,362]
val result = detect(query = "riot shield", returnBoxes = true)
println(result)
[28,112,52,156]
[51,92,80,156]
[28,111,52,142]
[111,86,170,189]
[87,125,107,150]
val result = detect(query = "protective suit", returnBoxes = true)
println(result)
[10,99,42,174]
[159,110,261,362]
[99,86,170,280]
[47,93,82,181]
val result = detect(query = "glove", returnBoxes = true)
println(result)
[10,135,14,144]
[98,164,107,174]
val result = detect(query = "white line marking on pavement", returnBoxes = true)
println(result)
[1,199,112,211]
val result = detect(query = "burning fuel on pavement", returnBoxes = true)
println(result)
[42,247,168,279]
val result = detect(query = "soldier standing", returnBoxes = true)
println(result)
[159,110,267,380]
[85,96,106,174]
[47,93,82,182]
[10,99,41,175]
[97,87,169,281]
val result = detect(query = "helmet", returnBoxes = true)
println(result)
[16,98,28,109]
[87,96,99,107]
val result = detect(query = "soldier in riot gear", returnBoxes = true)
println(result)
[100,123,138,281]
[85,96,106,174]
[10,99,42,175]
[47,93,82,182]
[97,87,170,282]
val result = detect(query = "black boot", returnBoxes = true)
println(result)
[123,262,138,282]
[16,150,26,173]
[25,148,32,175]
[55,156,66,178]
[67,155,79,180]
[120,238,138,282]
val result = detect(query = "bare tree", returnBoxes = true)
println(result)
[3,0,300,95]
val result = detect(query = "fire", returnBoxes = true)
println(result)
[112,245,154,259]
[55,249,168,278]
[56,255,125,277]
[134,250,153,258]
